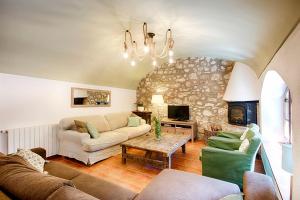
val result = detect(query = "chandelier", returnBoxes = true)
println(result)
[122,22,174,66]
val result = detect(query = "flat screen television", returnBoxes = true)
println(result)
[168,105,189,121]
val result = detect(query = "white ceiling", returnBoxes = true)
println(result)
[0,0,299,89]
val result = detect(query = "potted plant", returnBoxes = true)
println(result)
[152,116,161,140]
[137,103,144,112]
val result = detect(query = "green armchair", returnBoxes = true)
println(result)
[207,124,260,151]
[201,134,261,188]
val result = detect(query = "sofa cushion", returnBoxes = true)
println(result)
[115,124,151,139]
[0,155,74,200]
[60,115,111,132]
[72,173,137,200]
[47,186,98,200]
[16,149,45,172]
[128,116,141,127]
[136,169,240,200]
[82,131,128,152]
[87,122,100,139]
[45,161,81,180]
[104,112,131,130]
[74,120,89,133]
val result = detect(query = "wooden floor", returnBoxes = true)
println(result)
[49,140,264,193]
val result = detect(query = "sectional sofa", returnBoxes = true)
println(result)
[0,148,277,200]
[58,112,151,165]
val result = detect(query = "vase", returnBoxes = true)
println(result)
[154,119,161,140]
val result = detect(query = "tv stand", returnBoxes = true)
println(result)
[161,118,198,142]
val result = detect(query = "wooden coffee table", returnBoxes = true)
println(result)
[121,132,191,169]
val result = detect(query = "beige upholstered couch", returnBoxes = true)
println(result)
[58,112,151,165]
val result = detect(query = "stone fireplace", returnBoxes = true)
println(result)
[227,101,258,126]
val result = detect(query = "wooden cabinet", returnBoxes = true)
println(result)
[161,119,198,142]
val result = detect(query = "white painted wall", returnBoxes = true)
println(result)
[0,73,136,130]
[223,62,259,101]
[259,23,300,200]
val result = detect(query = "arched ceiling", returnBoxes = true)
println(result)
[0,0,299,89]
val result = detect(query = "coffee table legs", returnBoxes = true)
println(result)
[122,145,126,164]
[182,144,186,153]
[164,156,172,169]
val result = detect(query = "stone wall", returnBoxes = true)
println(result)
[137,57,236,133]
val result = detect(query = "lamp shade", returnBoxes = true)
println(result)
[223,62,259,101]
[151,95,164,105]
[282,144,293,173]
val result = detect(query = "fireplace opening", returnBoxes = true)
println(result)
[228,101,258,126]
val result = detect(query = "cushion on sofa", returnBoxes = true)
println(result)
[0,155,74,200]
[72,173,137,200]
[45,161,81,180]
[86,122,100,139]
[128,116,141,127]
[82,131,128,152]
[115,124,151,139]
[16,149,45,172]
[47,186,98,200]
[136,169,240,200]
[104,112,131,130]
[74,120,89,133]
[60,115,111,132]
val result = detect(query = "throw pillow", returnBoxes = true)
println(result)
[128,116,141,127]
[86,122,100,139]
[239,139,250,153]
[249,123,260,133]
[16,149,45,172]
[219,193,244,200]
[74,120,88,133]
[240,127,249,140]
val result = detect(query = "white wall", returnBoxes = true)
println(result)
[259,23,300,200]
[0,73,136,130]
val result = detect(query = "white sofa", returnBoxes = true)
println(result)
[58,112,151,165]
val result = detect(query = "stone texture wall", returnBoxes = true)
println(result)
[137,57,237,133]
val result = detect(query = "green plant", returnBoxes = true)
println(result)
[136,102,143,107]
[153,116,161,140]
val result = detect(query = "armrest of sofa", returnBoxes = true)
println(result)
[61,130,90,145]
[31,148,47,159]
[217,131,242,139]
[243,171,277,200]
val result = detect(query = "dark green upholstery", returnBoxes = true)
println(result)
[201,134,261,188]
[208,136,242,150]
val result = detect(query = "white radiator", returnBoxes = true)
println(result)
[5,124,59,157]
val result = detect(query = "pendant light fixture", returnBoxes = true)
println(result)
[123,22,174,66]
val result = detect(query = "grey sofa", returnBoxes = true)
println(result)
[0,148,277,200]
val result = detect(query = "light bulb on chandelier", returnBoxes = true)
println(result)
[152,60,157,66]
[123,51,128,59]
[168,50,174,57]
[168,57,174,64]
[143,45,149,53]
[130,60,136,66]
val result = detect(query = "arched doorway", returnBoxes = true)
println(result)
[261,70,291,143]
[261,70,292,200]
